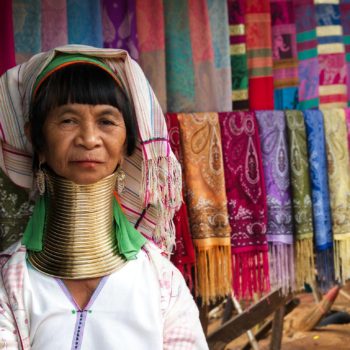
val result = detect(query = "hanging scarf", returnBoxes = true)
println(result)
[178,112,232,304]
[294,0,319,109]
[219,112,269,299]
[255,111,295,294]
[245,0,274,109]
[13,0,41,63]
[136,0,167,111]
[41,0,68,51]
[316,2,347,109]
[304,110,334,291]
[166,113,196,289]
[345,108,350,162]
[0,0,16,75]
[271,0,299,109]
[102,0,139,60]
[227,0,249,110]
[67,0,103,47]
[0,45,182,254]
[340,1,350,106]
[323,108,350,283]
[285,110,315,289]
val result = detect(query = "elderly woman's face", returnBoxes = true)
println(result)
[39,103,126,184]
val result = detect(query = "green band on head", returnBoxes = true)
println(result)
[33,53,122,97]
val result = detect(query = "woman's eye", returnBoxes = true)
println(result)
[61,118,75,124]
[100,119,115,126]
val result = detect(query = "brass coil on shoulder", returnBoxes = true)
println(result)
[28,171,127,279]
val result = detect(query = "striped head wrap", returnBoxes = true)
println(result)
[0,45,182,252]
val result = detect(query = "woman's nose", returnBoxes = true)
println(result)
[75,123,102,149]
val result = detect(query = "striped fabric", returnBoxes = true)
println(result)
[340,0,350,106]
[245,0,274,109]
[271,0,299,109]
[0,45,182,254]
[294,0,319,109]
[315,0,347,109]
[227,0,249,110]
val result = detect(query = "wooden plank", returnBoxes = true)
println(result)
[207,288,284,350]
[269,305,285,350]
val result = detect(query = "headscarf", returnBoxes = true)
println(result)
[0,45,182,253]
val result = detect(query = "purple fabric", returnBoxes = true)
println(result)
[255,111,293,244]
[101,0,139,60]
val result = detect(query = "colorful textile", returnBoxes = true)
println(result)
[285,110,315,288]
[0,0,16,75]
[316,1,347,109]
[323,109,350,283]
[256,111,295,293]
[340,1,350,106]
[164,0,231,113]
[345,108,350,161]
[136,0,167,111]
[166,113,196,288]
[271,0,299,109]
[0,45,182,254]
[294,0,319,109]
[220,112,269,298]
[13,0,41,63]
[0,242,208,350]
[227,0,249,110]
[245,0,274,109]
[304,110,334,291]
[67,0,103,47]
[102,0,139,60]
[178,113,232,304]
[41,0,68,51]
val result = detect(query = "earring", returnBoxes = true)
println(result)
[36,161,46,195]
[116,168,126,194]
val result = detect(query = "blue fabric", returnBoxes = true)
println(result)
[67,0,103,47]
[274,87,299,110]
[303,110,333,250]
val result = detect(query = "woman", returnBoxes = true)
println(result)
[0,46,208,349]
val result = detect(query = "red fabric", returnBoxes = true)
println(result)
[166,113,196,289]
[219,111,269,298]
[0,0,16,75]
[249,77,274,110]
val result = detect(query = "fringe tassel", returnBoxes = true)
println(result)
[334,238,350,283]
[195,245,232,305]
[269,243,295,294]
[295,238,315,289]
[232,250,270,299]
[316,247,335,293]
[140,156,182,252]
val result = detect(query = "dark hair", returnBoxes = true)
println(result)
[29,63,137,170]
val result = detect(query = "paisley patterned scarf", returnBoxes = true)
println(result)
[256,111,295,294]
[304,110,334,291]
[227,0,249,110]
[323,108,350,283]
[219,112,269,298]
[340,1,350,106]
[166,113,196,289]
[178,113,232,304]
[285,110,315,289]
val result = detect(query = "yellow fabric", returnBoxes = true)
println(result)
[323,108,350,282]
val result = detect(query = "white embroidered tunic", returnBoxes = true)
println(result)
[23,249,207,350]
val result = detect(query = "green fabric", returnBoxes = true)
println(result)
[113,197,147,260]
[33,53,115,93]
[285,110,314,240]
[21,195,146,260]
[22,194,46,251]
